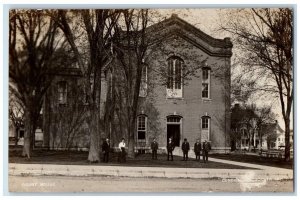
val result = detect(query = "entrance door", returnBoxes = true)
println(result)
[167,124,180,146]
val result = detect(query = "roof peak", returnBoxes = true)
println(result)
[147,14,233,51]
[171,13,179,18]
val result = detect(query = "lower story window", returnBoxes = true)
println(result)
[138,131,146,140]
[137,115,147,140]
[201,116,210,141]
[202,117,209,129]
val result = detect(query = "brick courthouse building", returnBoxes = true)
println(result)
[42,14,233,153]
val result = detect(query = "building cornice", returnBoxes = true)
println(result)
[147,14,233,57]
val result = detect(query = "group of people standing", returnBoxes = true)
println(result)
[164,137,211,162]
[101,137,211,163]
[101,137,126,163]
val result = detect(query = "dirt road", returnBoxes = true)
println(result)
[9,175,293,193]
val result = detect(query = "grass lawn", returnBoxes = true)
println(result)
[210,153,293,169]
[9,147,256,169]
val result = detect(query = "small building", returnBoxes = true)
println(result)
[234,119,285,151]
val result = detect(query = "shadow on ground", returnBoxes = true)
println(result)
[9,147,257,169]
[210,153,293,169]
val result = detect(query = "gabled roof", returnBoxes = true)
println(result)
[276,124,284,133]
[146,14,233,57]
[261,122,284,134]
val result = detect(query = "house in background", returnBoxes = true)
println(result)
[260,122,284,150]
[9,119,24,146]
[272,127,285,149]
[236,120,285,151]
[239,126,259,151]
[9,114,43,147]
[42,14,233,153]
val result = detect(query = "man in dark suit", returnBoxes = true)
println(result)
[203,140,211,163]
[151,137,159,160]
[194,139,201,161]
[181,138,190,161]
[167,137,175,161]
[102,138,110,163]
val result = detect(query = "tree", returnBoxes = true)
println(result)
[50,82,89,150]
[230,103,276,151]
[9,85,24,145]
[9,10,65,158]
[260,122,279,150]
[112,9,150,157]
[241,104,257,151]
[55,10,120,162]
[230,104,244,150]
[255,106,276,151]
[220,8,293,160]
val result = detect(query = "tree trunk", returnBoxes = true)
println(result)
[22,112,33,158]
[259,130,262,153]
[284,118,291,161]
[127,120,135,158]
[43,92,51,149]
[87,108,100,162]
[14,127,18,146]
[248,134,252,152]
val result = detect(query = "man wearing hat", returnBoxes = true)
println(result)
[181,138,190,161]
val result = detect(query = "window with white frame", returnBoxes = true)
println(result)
[201,116,210,140]
[202,117,209,129]
[139,65,147,97]
[167,57,183,98]
[137,115,147,140]
[202,68,211,99]
[58,81,67,104]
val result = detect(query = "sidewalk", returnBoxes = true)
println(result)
[9,155,293,180]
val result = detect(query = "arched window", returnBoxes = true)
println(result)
[167,56,183,98]
[202,67,211,99]
[137,115,147,140]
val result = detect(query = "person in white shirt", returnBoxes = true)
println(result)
[119,138,126,149]
[118,138,126,162]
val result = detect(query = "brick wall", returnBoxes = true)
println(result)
[137,35,231,152]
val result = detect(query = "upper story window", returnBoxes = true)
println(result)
[139,65,147,97]
[167,57,183,98]
[137,115,147,140]
[58,81,67,105]
[202,67,211,99]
